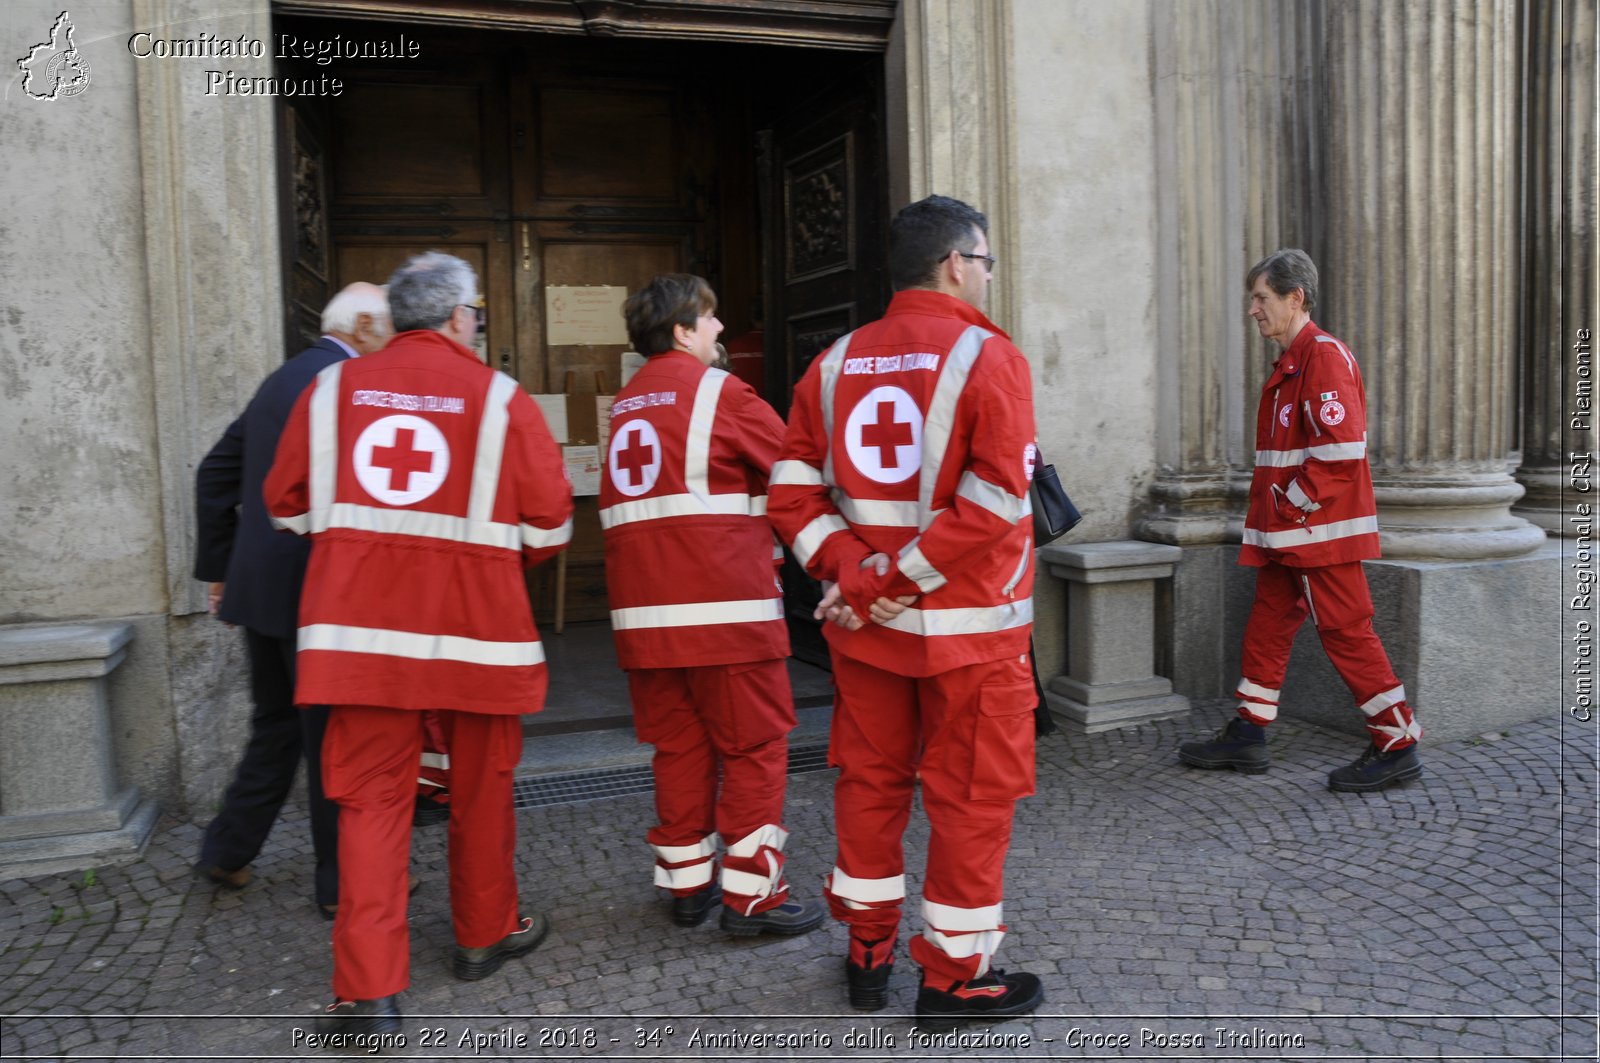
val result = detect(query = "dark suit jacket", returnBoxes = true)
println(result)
[194,338,354,639]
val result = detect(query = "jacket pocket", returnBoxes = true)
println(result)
[967,680,1037,801]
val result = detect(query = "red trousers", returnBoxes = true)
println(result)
[826,652,1036,983]
[628,659,796,914]
[322,705,523,1001]
[1237,561,1420,749]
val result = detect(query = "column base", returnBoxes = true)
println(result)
[1044,678,1191,734]
[1275,541,1561,743]
[0,793,159,881]
[1373,473,1549,560]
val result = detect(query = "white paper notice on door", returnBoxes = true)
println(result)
[563,444,602,497]
[545,285,629,346]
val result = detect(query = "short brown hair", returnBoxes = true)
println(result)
[623,274,717,355]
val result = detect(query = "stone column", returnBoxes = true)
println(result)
[887,0,1018,330]
[1321,0,1545,560]
[1140,0,1317,694]
[1515,0,1598,533]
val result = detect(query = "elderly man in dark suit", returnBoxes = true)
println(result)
[193,282,391,916]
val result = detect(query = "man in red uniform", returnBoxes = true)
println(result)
[265,252,573,1033]
[1179,248,1422,792]
[601,274,823,937]
[768,195,1043,1025]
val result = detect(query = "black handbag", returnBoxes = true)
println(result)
[1030,448,1082,544]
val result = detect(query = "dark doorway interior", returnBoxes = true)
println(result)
[273,17,888,731]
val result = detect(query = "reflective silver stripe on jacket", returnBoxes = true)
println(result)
[297,622,544,666]
[956,469,1031,523]
[307,361,343,532]
[1242,516,1379,549]
[1255,439,1368,467]
[610,598,784,631]
[601,368,767,530]
[1285,479,1319,512]
[816,332,854,486]
[790,513,850,568]
[468,373,518,522]
[917,326,992,530]
[879,597,1033,637]
[304,504,573,551]
[896,539,947,594]
[835,495,921,528]
[601,493,766,529]
[770,459,824,487]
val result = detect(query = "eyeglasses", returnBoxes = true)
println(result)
[457,302,487,335]
[950,250,997,272]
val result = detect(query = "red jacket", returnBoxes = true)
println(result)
[264,330,573,713]
[600,352,789,669]
[1240,320,1381,568]
[768,290,1037,677]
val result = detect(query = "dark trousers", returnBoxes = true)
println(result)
[198,627,339,905]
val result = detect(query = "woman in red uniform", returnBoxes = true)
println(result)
[600,274,823,937]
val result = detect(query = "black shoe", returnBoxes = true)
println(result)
[670,883,721,928]
[915,968,1043,1029]
[1328,742,1422,792]
[1178,717,1270,773]
[316,995,401,1036]
[453,913,549,980]
[413,794,450,827]
[846,959,893,1011]
[720,898,825,937]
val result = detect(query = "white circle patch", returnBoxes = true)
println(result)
[1024,441,1039,482]
[354,415,449,506]
[608,418,663,497]
[844,386,923,484]
[1320,400,1346,426]
[1278,403,1294,428]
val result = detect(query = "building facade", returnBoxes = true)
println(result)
[0,0,1591,873]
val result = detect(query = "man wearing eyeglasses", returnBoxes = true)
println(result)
[769,195,1043,1026]
[266,251,573,1034]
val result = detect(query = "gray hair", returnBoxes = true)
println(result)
[320,283,389,334]
[387,251,477,333]
[1246,248,1318,313]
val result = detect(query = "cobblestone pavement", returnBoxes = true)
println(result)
[0,702,1594,1061]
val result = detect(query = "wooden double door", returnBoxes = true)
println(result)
[278,26,885,642]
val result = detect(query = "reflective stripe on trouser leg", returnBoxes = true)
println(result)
[915,899,1006,982]
[825,866,906,948]
[828,655,921,941]
[629,669,718,889]
[720,824,789,915]
[1238,562,1311,724]
[911,656,1034,985]
[652,834,718,893]
[438,710,523,949]
[1359,686,1421,751]
[1234,678,1281,724]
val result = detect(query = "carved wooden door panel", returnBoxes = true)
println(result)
[761,65,889,667]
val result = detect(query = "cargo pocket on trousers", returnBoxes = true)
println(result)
[968,681,1038,802]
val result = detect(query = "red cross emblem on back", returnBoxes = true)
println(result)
[844,385,923,485]
[371,427,434,492]
[607,418,663,498]
[615,430,656,487]
[353,414,451,506]
[861,400,914,468]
